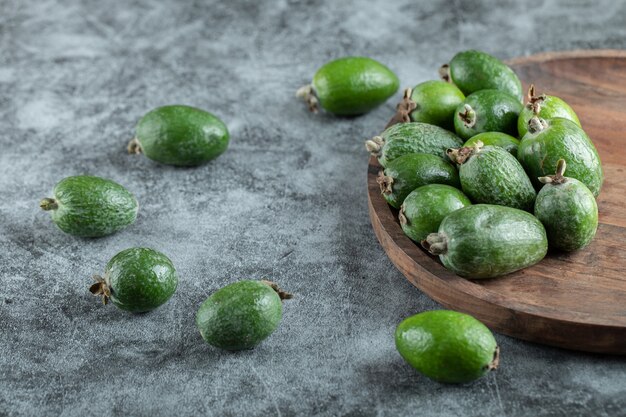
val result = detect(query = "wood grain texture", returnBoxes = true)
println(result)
[368,50,626,354]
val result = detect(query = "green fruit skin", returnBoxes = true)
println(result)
[196,280,283,351]
[312,57,399,116]
[382,153,460,209]
[517,95,580,137]
[435,204,548,279]
[47,176,138,238]
[377,122,464,167]
[400,185,471,243]
[454,90,523,140]
[106,248,178,313]
[449,50,523,100]
[136,105,229,166]
[463,132,519,157]
[517,118,603,197]
[459,146,536,211]
[409,80,465,131]
[395,310,498,384]
[534,178,598,251]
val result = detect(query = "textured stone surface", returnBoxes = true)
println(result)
[1,0,625,416]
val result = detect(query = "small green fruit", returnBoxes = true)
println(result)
[297,56,399,116]
[40,175,138,238]
[90,248,178,313]
[196,280,291,351]
[395,310,499,384]
[534,159,598,251]
[517,85,580,137]
[130,105,229,166]
[463,132,519,156]
[454,90,523,140]
[399,184,471,243]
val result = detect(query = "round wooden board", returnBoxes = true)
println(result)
[367,50,626,354]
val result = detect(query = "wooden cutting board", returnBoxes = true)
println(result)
[367,49,626,354]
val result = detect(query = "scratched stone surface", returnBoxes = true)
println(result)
[1,0,625,416]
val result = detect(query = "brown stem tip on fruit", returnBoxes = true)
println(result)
[447,140,482,165]
[421,233,448,255]
[527,116,548,134]
[296,85,319,114]
[365,136,385,156]
[539,159,568,185]
[89,275,111,305]
[487,346,500,371]
[127,137,143,154]
[261,280,293,301]
[39,198,58,211]
[376,171,394,194]
[439,64,451,83]
[385,87,417,129]
[398,205,408,226]
[526,84,546,114]
[458,104,476,128]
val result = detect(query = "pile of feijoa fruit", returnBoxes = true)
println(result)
[297,51,602,383]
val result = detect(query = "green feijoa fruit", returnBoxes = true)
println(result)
[442,49,523,100]
[129,105,229,166]
[296,57,399,116]
[422,204,548,279]
[448,142,536,211]
[388,82,465,131]
[518,117,603,197]
[378,153,460,209]
[463,132,519,156]
[454,89,523,140]
[534,159,598,251]
[196,280,291,351]
[365,122,464,167]
[90,248,178,313]
[395,310,499,384]
[399,184,471,243]
[39,175,138,238]
[517,85,581,137]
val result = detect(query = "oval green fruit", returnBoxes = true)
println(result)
[399,184,471,243]
[196,280,291,351]
[40,175,138,238]
[297,57,399,116]
[448,143,536,211]
[534,160,598,251]
[517,85,580,137]
[406,81,465,130]
[423,204,548,279]
[90,248,178,313]
[518,117,603,197]
[443,49,523,100]
[366,122,464,167]
[454,89,523,140]
[395,310,499,384]
[130,105,229,166]
[377,153,460,209]
[463,132,519,156]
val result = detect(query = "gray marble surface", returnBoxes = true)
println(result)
[1,0,625,416]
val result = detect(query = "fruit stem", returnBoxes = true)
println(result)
[398,205,408,226]
[538,159,568,185]
[261,280,293,301]
[458,104,476,128]
[365,136,385,157]
[439,64,451,83]
[421,233,448,255]
[384,87,417,129]
[487,346,500,371]
[526,84,546,114]
[527,116,548,134]
[376,171,394,194]
[127,137,143,154]
[89,275,111,305]
[296,84,319,114]
[39,198,58,211]
[447,140,482,165]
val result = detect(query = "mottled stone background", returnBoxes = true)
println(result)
[1,0,625,416]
